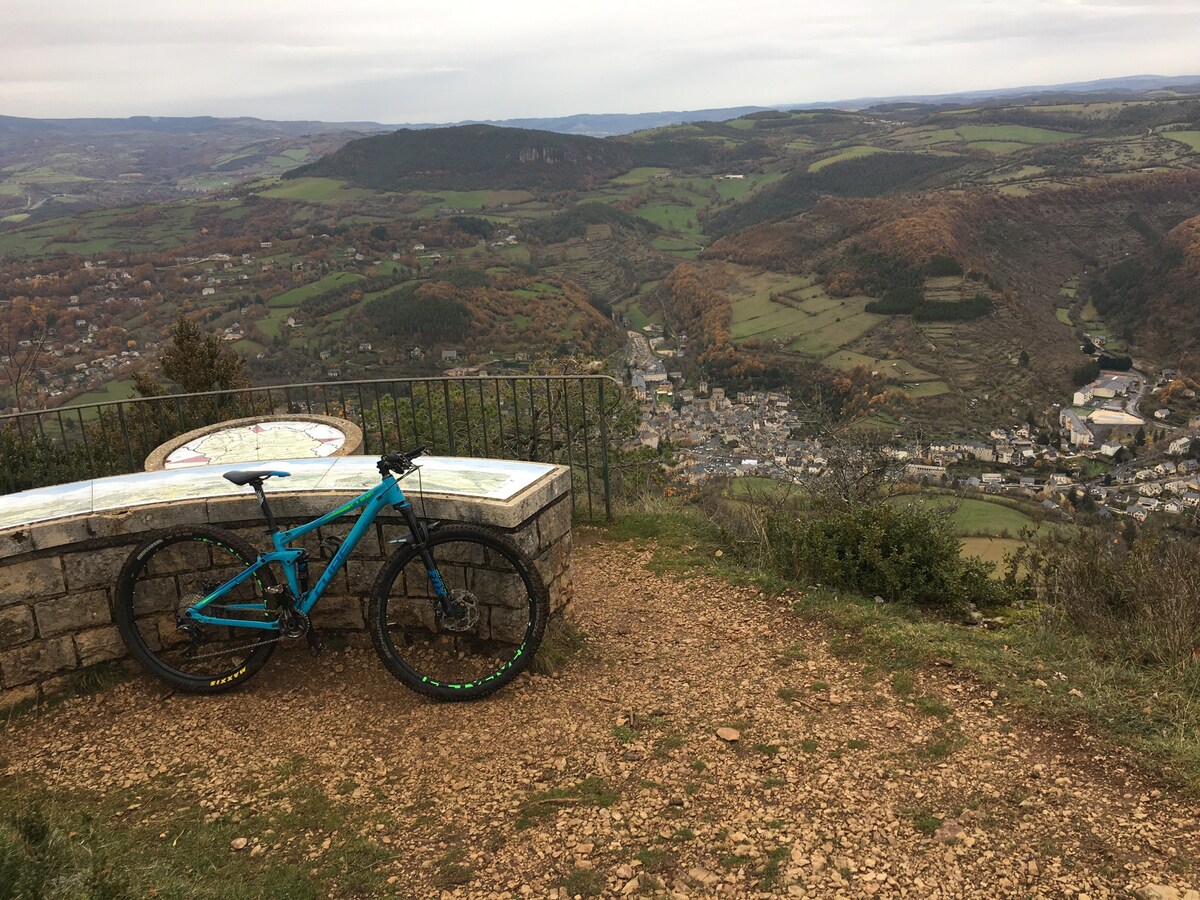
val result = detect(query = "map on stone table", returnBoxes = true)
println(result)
[164,420,347,468]
[312,456,550,499]
[0,456,559,530]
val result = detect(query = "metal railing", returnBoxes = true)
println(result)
[0,376,629,520]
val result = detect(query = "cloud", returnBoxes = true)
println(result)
[1,0,1199,120]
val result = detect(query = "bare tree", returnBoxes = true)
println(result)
[0,299,52,413]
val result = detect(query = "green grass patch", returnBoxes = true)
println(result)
[809,145,890,172]
[259,177,377,203]
[1165,131,1200,152]
[1056,307,1073,326]
[268,272,364,309]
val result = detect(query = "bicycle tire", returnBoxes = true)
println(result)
[367,525,548,701]
[114,525,278,693]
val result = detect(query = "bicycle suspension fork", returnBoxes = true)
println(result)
[395,502,453,614]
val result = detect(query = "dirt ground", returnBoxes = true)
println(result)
[2,538,1198,899]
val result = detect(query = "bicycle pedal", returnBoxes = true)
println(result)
[306,630,326,657]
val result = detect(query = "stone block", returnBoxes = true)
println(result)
[537,496,573,550]
[0,556,65,606]
[472,566,529,609]
[62,545,128,591]
[0,605,35,649]
[0,635,77,687]
[75,626,127,666]
[0,526,33,559]
[35,590,111,636]
[205,495,262,526]
[509,521,538,557]
[28,519,94,553]
[341,560,375,596]
[490,605,531,643]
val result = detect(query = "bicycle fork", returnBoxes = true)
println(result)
[394,503,455,618]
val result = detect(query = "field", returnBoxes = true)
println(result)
[0,204,202,258]
[1056,308,1072,326]
[808,145,889,172]
[268,272,364,309]
[259,177,379,203]
[1165,131,1200,152]
[58,378,139,408]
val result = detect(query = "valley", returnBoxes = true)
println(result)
[3,88,1200,444]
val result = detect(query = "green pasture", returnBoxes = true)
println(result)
[786,304,883,357]
[808,145,890,172]
[636,204,702,239]
[1165,131,1200,152]
[713,172,784,201]
[268,272,364,309]
[892,494,1041,538]
[903,381,951,398]
[62,378,139,407]
[259,177,378,203]
[729,273,817,340]
[903,124,1078,156]
[0,204,197,258]
[1056,308,1073,326]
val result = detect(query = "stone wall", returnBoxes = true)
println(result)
[0,470,572,709]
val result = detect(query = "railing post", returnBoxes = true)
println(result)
[599,380,612,521]
[115,403,136,472]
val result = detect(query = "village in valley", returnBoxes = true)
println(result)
[624,322,1200,525]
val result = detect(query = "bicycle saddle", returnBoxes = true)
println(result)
[222,470,291,486]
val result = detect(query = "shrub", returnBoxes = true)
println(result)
[760,500,1005,611]
[1029,530,1200,666]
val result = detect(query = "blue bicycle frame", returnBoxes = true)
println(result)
[184,473,437,630]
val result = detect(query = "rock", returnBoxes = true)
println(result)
[621,876,640,895]
[932,819,965,844]
[716,727,740,743]
[616,864,634,880]
[230,837,249,851]
[1135,887,1182,900]
[1033,678,1050,689]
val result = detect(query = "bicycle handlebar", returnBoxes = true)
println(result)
[380,446,426,476]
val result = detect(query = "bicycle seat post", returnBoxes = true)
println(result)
[250,480,280,533]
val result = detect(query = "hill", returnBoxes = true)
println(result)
[287,125,637,192]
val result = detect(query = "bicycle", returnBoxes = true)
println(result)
[114,448,548,701]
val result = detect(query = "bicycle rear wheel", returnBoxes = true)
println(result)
[114,525,278,693]
[367,526,548,701]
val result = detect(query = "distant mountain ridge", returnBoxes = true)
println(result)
[5,75,1198,141]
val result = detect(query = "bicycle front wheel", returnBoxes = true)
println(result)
[114,525,278,693]
[367,526,548,701]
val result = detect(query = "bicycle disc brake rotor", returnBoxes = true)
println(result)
[439,588,480,632]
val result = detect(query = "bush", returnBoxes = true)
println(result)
[760,500,1005,611]
[1029,530,1200,666]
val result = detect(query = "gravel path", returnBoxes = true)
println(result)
[2,537,1198,899]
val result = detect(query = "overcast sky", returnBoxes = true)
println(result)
[5,0,1200,122]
